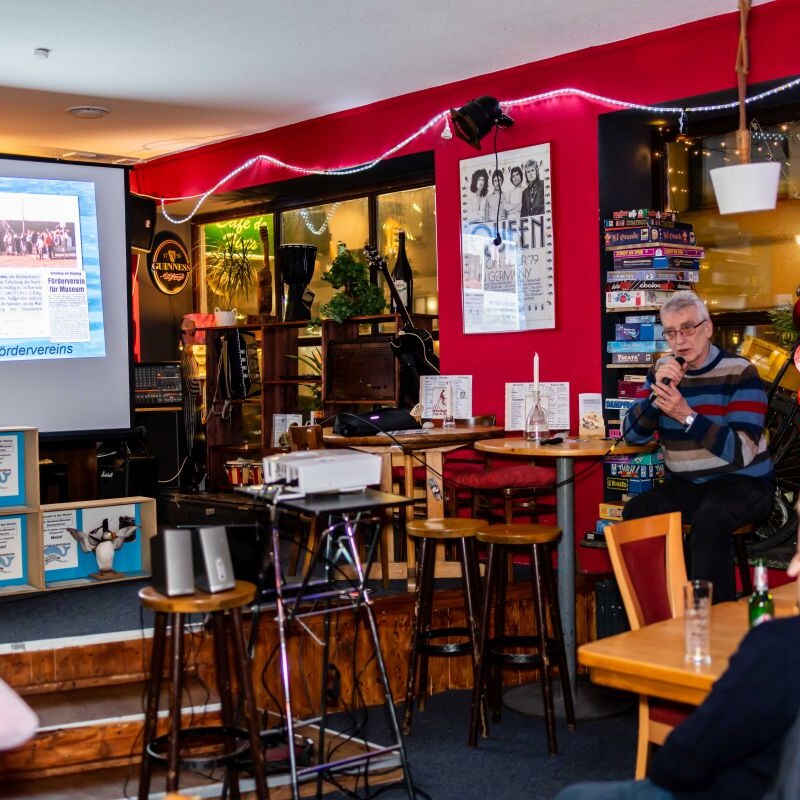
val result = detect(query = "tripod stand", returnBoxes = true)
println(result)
[266,488,417,800]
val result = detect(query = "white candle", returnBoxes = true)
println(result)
[533,352,540,395]
[445,382,453,415]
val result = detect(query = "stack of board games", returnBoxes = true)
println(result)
[604,209,703,311]
[604,313,667,437]
[584,451,666,546]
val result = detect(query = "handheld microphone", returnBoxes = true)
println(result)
[650,355,685,401]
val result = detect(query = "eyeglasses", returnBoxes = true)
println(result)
[661,320,707,341]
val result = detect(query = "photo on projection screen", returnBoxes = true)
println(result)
[0,158,132,437]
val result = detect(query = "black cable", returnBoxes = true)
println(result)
[335,410,608,500]
[492,125,502,247]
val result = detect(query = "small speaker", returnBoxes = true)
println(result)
[128,193,157,253]
[192,526,236,594]
[150,528,195,596]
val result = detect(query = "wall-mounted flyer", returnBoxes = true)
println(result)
[0,431,25,507]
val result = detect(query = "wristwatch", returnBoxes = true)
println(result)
[684,413,697,430]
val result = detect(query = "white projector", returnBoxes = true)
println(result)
[262,449,382,495]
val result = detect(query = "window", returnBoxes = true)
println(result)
[666,122,800,313]
[196,183,436,322]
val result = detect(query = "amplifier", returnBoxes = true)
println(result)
[134,361,183,406]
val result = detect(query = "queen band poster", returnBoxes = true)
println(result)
[459,143,554,333]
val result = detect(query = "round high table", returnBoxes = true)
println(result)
[474,436,654,716]
[325,424,504,587]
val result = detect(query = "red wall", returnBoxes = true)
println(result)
[132,0,800,572]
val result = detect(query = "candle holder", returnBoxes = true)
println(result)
[525,391,549,442]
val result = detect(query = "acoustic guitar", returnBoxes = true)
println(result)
[365,244,440,377]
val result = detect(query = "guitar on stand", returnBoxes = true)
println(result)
[365,244,439,407]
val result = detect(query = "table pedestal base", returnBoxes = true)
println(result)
[503,675,635,721]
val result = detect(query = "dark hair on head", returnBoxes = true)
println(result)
[510,166,523,182]
[491,169,504,185]
[470,168,490,196]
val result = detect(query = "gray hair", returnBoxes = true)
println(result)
[660,290,709,322]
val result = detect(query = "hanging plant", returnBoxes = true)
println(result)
[205,232,257,309]
[319,248,386,323]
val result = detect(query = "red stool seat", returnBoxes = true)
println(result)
[455,464,556,490]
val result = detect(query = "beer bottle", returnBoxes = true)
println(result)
[748,558,774,628]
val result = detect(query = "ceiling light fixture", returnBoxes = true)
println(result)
[66,106,110,120]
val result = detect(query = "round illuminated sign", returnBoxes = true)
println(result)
[147,234,191,295]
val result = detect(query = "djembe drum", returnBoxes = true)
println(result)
[279,244,317,321]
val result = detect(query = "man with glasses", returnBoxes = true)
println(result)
[621,291,774,603]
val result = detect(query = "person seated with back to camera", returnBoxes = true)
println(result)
[620,290,774,603]
[554,498,800,800]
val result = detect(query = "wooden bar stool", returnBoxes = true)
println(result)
[468,522,575,755]
[137,580,267,800]
[403,517,487,738]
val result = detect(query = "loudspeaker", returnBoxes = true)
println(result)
[128,193,157,253]
[150,528,195,596]
[192,526,236,594]
[225,523,276,600]
[134,410,184,488]
[97,453,157,498]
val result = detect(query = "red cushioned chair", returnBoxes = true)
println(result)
[391,416,498,516]
[604,512,692,778]
[451,462,557,522]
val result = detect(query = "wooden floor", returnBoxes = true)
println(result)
[2,721,401,800]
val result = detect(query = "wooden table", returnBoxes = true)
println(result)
[474,437,654,690]
[324,424,504,586]
[578,582,799,706]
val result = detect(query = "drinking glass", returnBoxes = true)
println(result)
[684,579,713,664]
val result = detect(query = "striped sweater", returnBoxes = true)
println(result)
[623,347,774,484]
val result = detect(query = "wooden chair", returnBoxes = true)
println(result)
[444,415,557,524]
[604,511,692,779]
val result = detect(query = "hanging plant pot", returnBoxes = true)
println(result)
[709,160,781,215]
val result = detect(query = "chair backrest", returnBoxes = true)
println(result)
[604,512,687,630]
[288,423,323,451]
[457,415,496,427]
[422,415,497,428]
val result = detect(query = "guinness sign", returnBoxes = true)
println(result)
[147,233,191,295]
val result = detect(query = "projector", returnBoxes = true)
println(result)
[262,450,382,496]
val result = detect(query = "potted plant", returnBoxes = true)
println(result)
[288,346,323,420]
[205,232,257,323]
[767,301,800,347]
[319,248,385,323]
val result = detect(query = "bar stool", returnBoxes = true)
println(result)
[682,521,757,597]
[468,522,575,755]
[403,517,487,738]
[137,580,267,800]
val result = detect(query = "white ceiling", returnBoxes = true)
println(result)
[0,0,774,166]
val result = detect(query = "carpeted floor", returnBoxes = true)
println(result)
[320,688,638,799]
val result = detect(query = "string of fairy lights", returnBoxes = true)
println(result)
[156,76,800,224]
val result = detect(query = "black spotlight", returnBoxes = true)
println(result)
[450,96,514,150]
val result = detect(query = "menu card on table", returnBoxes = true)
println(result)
[504,382,570,432]
[420,375,472,420]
